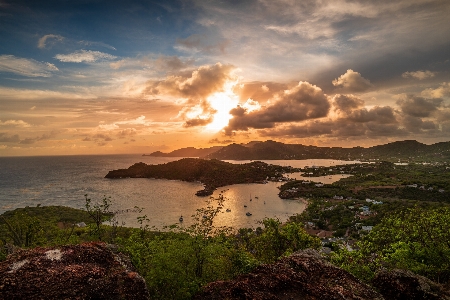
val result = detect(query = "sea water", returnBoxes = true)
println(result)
[0,155,356,230]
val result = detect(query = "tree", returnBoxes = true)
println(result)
[332,207,450,283]
[84,194,113,241]
[250,218,321,263]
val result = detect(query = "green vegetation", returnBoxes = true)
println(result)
[105,158,295,196]
[331,207,450,283]
[0,196,320,299]
[204,140,450,162]
[2,160,450,297]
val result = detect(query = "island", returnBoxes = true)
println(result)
[105,158,295,196]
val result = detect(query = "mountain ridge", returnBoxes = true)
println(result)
[148,140,450,162]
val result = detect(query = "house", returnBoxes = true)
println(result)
[361,226,373,231]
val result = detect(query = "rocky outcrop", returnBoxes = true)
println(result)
[194,249,383,300]
[373,269,450,300]
[0,242,149,300]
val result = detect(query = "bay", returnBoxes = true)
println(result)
[0,155,357,230]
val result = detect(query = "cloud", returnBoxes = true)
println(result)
[332,94,365,114]
[0,55,58,77]
[98,116,149,131]
[208,138,234,144]
[37,34,64,49]
[397,95,442,118]
[260,104,403,139]
[402,115,438,133]
[421,82,450,98]
[224,81,330,134]
[54,50,117,63]
[332,69,373,93]
[146,63,236,99]
[176,34,230,54]
[0,120,31,127]
[18,130,63,145]
[78,40,116,51]
[117,128,137,138]
[82,133,113,142]
[184,117,213,127]
[0,133,20,143]
[402,70,436,80]
[145,63,237,126]
[154,55,194,72]
[233,81,288,103]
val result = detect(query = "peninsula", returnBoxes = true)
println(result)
[105,158,294,196]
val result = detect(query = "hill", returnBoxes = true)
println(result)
[105,158,293,196]
[201,140,450,162]
[145,146,223,157]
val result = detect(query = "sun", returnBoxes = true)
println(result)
[204,87,239,132]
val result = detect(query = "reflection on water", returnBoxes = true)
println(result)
[0,156,356,231]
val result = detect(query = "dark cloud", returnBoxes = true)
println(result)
[333,94,364,114]
[346,106,397,124]
[259,103,404,139]
[18,130,63,144]
[117,128,137,138]
[402,115,438,133]
[83,133,114,142]
[224,81,330,134]
[397,95,442,117]
[209,138,234,144]
[184,117,213,127]
[146,63,235,100]
[93,133,113,141]
[0,133,20,143]
[332,69,373,93]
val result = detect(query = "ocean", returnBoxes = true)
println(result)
[0,155,355,230]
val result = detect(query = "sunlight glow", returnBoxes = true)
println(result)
[204,82,240,132]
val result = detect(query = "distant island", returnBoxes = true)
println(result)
[143,146,223,158]
[144,140,450,162]
[105,158,294,196]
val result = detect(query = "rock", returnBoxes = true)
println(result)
[194,249,383,300]
[372,269,450,300]
[0,242,149,300]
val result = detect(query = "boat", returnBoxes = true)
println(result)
[179,216,183,222]
[246,212,252,216]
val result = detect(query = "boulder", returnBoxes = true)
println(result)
[372,269,450,300]
[195,249,383,299]
[0,242,149,300]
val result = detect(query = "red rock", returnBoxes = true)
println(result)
[0,242,149,300]
[194,249,383,300]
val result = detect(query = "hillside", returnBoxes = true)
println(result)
[145,146,223,157]
[105,158,293,196]
[201,140,450,162]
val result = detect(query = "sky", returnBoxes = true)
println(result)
[0,0,449,156]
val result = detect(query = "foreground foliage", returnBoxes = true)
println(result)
[2,196,449,298]
[0,197,320,299]
[332,207,450,283]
